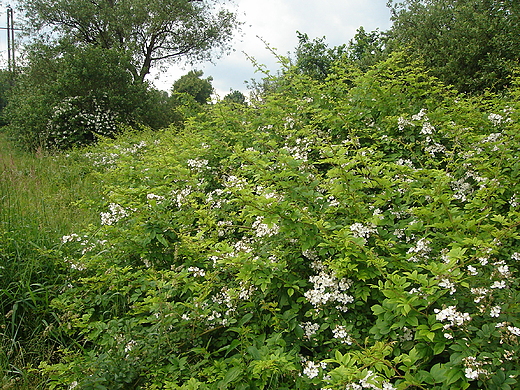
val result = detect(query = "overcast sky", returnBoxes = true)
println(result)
[0,0,393,97]
[152,0,393,97]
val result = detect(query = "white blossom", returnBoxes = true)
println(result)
[332,325,353,344]
[467,265,478,276]
[147,193,165,201]
[488,113,504,126]
[438,278,456,294]
[407,238,431,262]
[434,306,471,328]
[301,321,320,339]
[187,266,206,277]
[490,305,501,318]
[301,359,321,379]
[350,222,376,239]
[491,281,507,289]
[252,216,279,237]
[100,203,129,225]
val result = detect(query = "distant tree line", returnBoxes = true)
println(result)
[1,0,519,149]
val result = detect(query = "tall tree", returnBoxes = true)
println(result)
[388,0,520,93]
[18,0,241,83]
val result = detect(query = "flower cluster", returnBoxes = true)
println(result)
[300,357,326,379]
[252,216,279,237]
[463,356,489,381]
[434,305,471,329]
[407,237,431,262]
[350,222,376,240]
[304,263,354,312]
[332,324,353,344]
[100,203,129,225]
[344,370,396,390]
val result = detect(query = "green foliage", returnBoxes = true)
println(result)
[347,27,390,71]
[223,90,247,105]
[294,28,389,81]
[0,70,13,127]
[33,52,520,389]
[294,31,346,81]
[0,133,102,387]
[18,0,240,82]
[5,45,168,150]
[388,0,520,93]
[172,70,214,105]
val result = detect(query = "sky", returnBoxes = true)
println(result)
[151,0,394,97]
[0,0,393,98]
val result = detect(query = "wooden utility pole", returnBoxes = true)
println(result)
[6,5,15,72]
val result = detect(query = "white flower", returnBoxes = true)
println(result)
[350,222,376,239]
[507,326,520,336]
[420,121,435,135]
[187,266,206,277]
[511,252,520,261]
[187,158,209,171]
[471,287,488,303]
[465,367,480,380]
[61,233,80,243]
[497,264,511,277]
[382,382,397,390]
[252,216,279,237]
[332,325,353,344]
[491,281,506,289]
[301,322,320,339]
[147,193,165,201]
[124,339,137,353]
[304,269,353,311]
[434,306,471,328]
[490,305,501,318]
[467,265,478,276]
[412,108,427,121]
[407,238,431,262]
[488,113,504,126]
[438,278,456,294]
[100,203,128,225]
[301,359,320,379]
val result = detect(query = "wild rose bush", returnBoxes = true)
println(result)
[44,53,520,389]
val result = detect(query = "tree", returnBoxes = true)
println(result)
[18,0,241,83]
[172,70,214,104]
[294,32,346,81]
[223,89,246,104]
[5,44,162,149]
[388,0,520,93]
[347,27,389,71]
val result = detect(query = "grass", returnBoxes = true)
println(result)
[0,132,102,389]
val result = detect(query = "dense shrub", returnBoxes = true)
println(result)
[40,52,520,389]
[5,45,170,150]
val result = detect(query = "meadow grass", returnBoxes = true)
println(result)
[0,132,102,389]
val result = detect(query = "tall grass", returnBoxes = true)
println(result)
[0,132,102,389]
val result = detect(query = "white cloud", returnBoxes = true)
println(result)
[152,0,392,97]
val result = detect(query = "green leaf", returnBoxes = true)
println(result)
[218,366,242,388]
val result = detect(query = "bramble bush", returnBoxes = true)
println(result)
[42,52,519,389]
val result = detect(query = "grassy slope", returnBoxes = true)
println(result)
[0,132,102,389]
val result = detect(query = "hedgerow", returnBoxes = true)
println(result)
[43,52,520,389]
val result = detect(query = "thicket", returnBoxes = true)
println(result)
[1,1,520,388]
[2,52,514,389]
